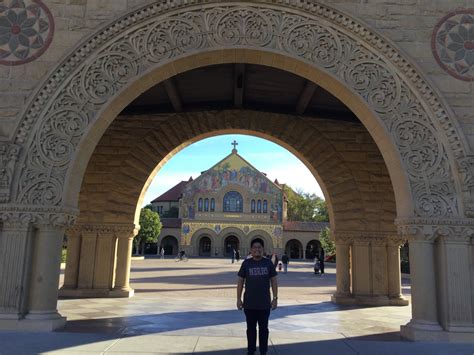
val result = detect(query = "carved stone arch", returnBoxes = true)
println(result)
[8,0,471,221]
[190,228,218,247]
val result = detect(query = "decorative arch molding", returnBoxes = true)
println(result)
[8,0,472,218]
[190,228,219,246]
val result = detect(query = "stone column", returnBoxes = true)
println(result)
[25,222,68,331]
[331,238,353,304]
[0,215,33,322]
[399,224,442,340]
[351,237,371,301]
[61,228,81,289]
[437,234,474,338]
[387,237,408,306]
[111,227,137,297]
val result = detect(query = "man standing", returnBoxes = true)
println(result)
[160,247,165,260]
[237,240,278,355]
[281,252,289,274]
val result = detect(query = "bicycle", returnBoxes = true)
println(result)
[175,254,188,262]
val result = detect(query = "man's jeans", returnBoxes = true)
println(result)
[283,263,288,273]
[244,309,271,354]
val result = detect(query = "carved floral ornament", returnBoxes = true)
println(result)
[8,1,472,219]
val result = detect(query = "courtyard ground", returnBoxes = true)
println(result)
[0,257,472,354]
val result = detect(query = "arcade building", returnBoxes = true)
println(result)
[150,144,328,259]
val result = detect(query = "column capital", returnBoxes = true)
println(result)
[333,231,398,246]
[0,206,77,230]
[68,223,138,238]
[395,218,474,243]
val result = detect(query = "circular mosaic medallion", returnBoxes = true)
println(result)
[0,0,54,66]
[431,9,474,81]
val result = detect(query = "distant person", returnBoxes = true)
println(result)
[179,250,186,261]
[313,257,320,275]
[160,247,165,260]
[281,252,289,274]
[319,249,325,275]
[237,239,278,355]
[232,249,236,264]
[236,250,240,263]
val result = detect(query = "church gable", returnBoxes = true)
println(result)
[182,151,280,196]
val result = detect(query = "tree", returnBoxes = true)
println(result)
[283,186,329,222]
[319,227,335,258]
[134,208,162,255]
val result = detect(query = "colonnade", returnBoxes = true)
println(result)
[0,211,137,331]
[331,223,474,341]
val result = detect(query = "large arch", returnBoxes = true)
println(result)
[0,1,472,341]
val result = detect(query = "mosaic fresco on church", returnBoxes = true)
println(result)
[181,152,283,222]
[183,154,280,196]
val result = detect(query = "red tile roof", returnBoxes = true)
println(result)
[151,180,190,202]
[161,218,182,228]
[283,221,329,232]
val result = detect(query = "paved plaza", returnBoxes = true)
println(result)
[1,258,473,354]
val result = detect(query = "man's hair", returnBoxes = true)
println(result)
[251,239,263,248]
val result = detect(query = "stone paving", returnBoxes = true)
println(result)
[1,258,473,354]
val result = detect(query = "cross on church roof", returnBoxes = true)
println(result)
[231,140,238,153]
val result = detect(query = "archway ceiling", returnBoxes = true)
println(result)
[123,64,357,122]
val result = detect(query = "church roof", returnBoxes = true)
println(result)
[283,221,329,232]
[151,180,190,202]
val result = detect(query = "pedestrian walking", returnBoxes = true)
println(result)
[281,252,289,274]
[160,247,165,260]
[236,250,240,263]
[237,239,278,355]
[232,249,236,264]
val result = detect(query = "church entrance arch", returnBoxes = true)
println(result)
[224,236,239,258]
[198,236,212,257]
[1,0,472,341]
[286,240,303,260]
[161,236,178,256]
[306,240,322,260]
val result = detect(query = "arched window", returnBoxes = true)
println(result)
[223,191,243,212]
[198,198,203,212]
[257,200,262,213]
[251,199,256,213]
[263,200,268,213]
[204,198,209,212]
[210,198,215,212]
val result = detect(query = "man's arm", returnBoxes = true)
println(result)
[237,276,244,310]
[270,276,278,310]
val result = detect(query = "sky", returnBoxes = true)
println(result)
[142,134,324,205]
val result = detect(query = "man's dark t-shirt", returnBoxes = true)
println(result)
[238,257,277,310]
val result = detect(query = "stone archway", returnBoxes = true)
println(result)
[198,236,212,257]
[306,240,321,260]
[0,1,472,340]
[286,239,303,259]
[224,236,239,258]
[161,236,179,256]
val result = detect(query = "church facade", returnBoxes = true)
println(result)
[151,146,327,259]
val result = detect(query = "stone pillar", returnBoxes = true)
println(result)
[437,235,474,337]
[61,229,81,289]
[25,223,67,330]
[59,224,130,298]
[351,237,371,302]
[331,239,353,304]
[0,215,33,323]
[399,224,443,340]
[387,237,408,306]
[111,228,137,298]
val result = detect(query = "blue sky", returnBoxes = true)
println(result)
[142,134,323,205]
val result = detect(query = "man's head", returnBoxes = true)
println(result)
[250,240,264,259]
